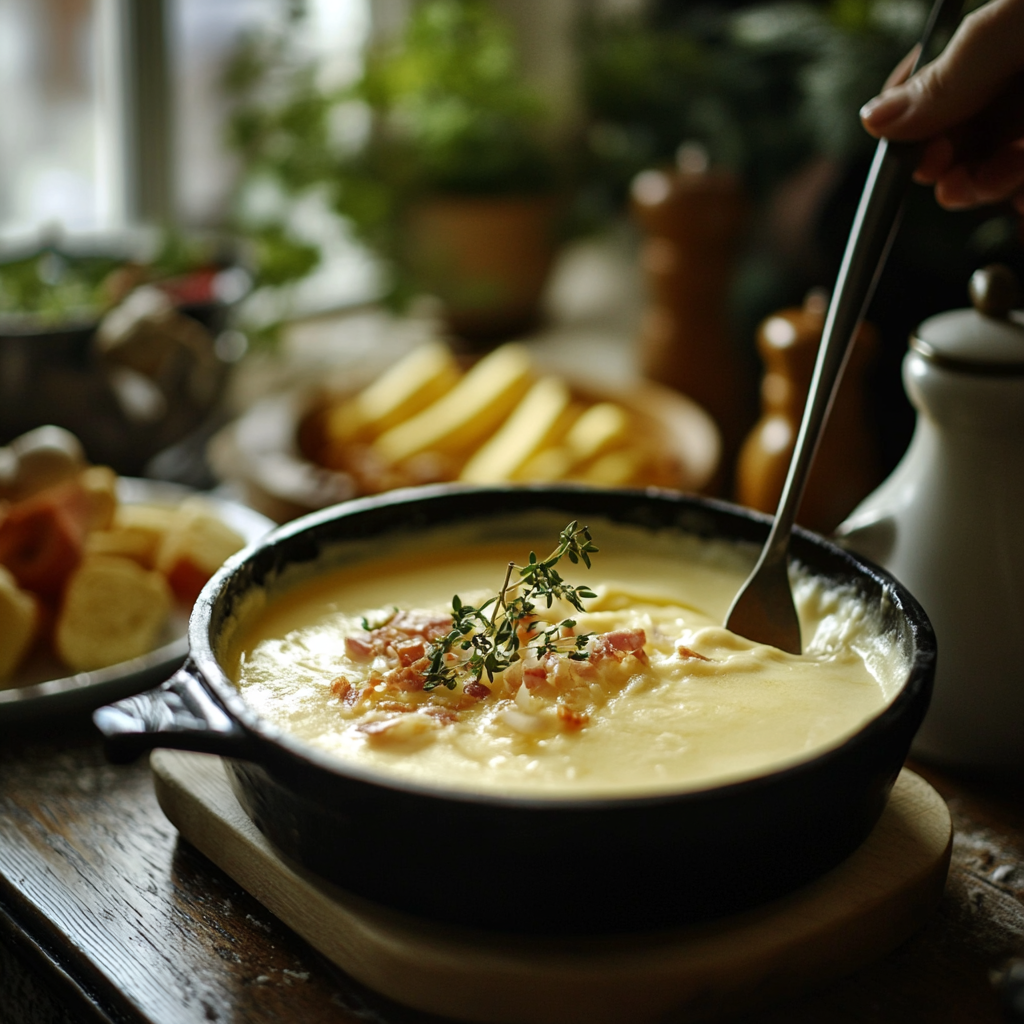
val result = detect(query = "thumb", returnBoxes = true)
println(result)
[861,0,1024,141]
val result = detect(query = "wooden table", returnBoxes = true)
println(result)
[2,711,1023,1024]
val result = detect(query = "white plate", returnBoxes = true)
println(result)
[0,478,274,722]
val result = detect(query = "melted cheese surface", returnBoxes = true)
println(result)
[229,521,903,797]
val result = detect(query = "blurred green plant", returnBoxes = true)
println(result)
[725,0,1019,290]
[578,0,928,210]
[0,250,119,325]
[224,0,559,312]
[0,232,222,327]
[731,0,929,161]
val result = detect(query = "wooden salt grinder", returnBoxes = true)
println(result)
[736,291,879,534]
[631,158,751,486]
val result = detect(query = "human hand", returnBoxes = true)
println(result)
[859,0,1024,211]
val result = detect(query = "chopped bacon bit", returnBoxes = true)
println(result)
[331,676,364,707]
[591,628,649,665]
[359,713,435,742]
[383,658,429,692]
[423,706,459,724]
[387,610,452,642]
[676,644,710,661]
[503,661,523,688]
[376,700,417,713]
[354,613,452,669]
[464,680,491,700]
[603,628,647,653]
[569,657,597,680]
[557,704,589,730]
[523,662,548,689]
[359,718,396,737]
[344,635,374,661]
[395,639,426,666]
[516,617,539,647]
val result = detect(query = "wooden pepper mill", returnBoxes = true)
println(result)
[736,290,879,534]
[631,147,752,486]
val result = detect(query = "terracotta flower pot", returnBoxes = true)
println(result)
[406,194,560,346]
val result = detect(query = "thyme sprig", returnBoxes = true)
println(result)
[423,522,599,691]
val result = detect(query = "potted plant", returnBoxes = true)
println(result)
[227,0,564,345]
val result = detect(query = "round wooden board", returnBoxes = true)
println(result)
[152,752,951,1024]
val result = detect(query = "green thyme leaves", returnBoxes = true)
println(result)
[422,522,598,691]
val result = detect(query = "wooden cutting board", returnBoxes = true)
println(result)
[151,751,951,1024]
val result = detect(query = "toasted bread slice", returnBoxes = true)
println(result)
[77,465,119,531]
[0,566,39,681]
[0,490,87,598]
[155,499,245,606]
[85,525,162,566]
[8,425,85,500]
[56,555,172,672]
[87,503,180,568]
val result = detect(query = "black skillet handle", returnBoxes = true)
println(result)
[93,660,257,764]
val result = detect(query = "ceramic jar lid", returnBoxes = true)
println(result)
[912,265,1024,373]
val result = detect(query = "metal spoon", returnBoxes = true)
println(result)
[725,0,963,653]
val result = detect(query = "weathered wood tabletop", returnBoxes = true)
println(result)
[1,712,1022,1024]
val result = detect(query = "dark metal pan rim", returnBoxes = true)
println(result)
[186,483,934,812]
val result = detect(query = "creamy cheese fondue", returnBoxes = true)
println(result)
[228,518,903,797]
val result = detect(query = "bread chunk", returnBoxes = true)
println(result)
[0,491,87,598]
[85,526,160,566]
[155,500,245,605]
[77,465,119,531]
[86,503,180,568]
[0,566,39,681]
[56,555,172,671]
[8,425,85,500]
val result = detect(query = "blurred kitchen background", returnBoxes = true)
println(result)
[2,0,1021,529]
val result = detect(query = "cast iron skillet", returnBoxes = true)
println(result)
[93,485,936,935]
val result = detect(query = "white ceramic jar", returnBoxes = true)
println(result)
[837,265,1024,771]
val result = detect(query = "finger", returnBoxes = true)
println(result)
[883,45,921,91]
[972,141,1024,202]
[860,0,1024,141]
[934,165,979,209]
[910,86,1024,199]
[913,135,956,184]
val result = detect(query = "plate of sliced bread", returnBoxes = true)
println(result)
[0,428,274,721]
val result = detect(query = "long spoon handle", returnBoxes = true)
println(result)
[765,0,964,564]
[761,140,916,565]
[726,0,963,651]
